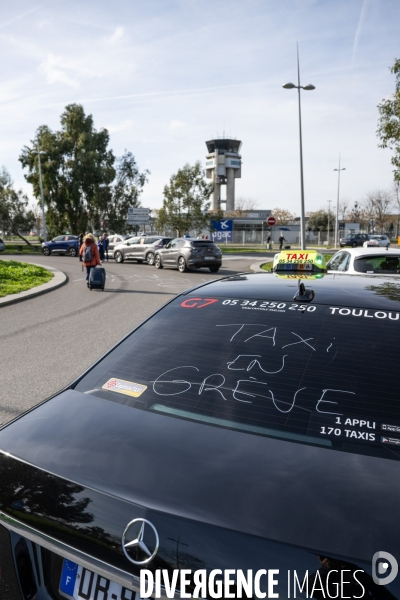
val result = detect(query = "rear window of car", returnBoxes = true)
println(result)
[191,241,218,247]
[354,255,400,273]
[74,295,400,459]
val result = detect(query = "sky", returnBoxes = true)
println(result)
[1,0,400,216]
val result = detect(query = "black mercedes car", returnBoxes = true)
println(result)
[1,270,400,599]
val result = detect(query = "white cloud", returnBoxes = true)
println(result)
[38,54,80,88]
[107,119,134,133]
[38,20,51,29]
[107,26,126,45]
[169,119,185,131]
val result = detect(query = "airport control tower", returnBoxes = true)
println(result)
[205,138,242,211]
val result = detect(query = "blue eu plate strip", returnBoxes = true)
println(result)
[60,559,78,597]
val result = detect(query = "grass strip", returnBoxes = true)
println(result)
[0,260,53,298]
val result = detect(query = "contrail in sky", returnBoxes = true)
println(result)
[0,3,47,30]
[352,0,369,66]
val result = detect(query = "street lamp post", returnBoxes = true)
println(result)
[333,156,346,248]
[327,199,332,246]
[32,144,47,242]
[283,46,315,250]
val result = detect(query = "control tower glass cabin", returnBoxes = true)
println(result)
[205,139,242,211]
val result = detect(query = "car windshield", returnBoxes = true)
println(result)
[74,295,400,460]
[354,255,400,273]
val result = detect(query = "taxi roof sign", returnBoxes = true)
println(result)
[273,250,327,273]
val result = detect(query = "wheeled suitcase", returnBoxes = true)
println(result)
[88,266,106,290]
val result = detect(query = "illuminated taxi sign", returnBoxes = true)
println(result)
[273,250,327,273]
[274,272,326,280]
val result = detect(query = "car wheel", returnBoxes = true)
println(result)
[178,257,188,273]
[114,251,124,263]
[352,242,357,248]
[155,255,163,269]
[68,247,77,257]
[147,252,155,265]
[209,266,220,273]
[42,247,50,256]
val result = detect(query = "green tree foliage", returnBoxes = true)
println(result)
[159,162,213,236]
[0,168,35,244]
[19,104,116,236]
[105,151,150,233]
[306,209,335,231]
[377,59,400,182]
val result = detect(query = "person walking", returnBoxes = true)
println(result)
[103,233,109,261]
[80,233,101,287]
[279,233,286,250]
[97,235,105,262]
[78,233,84,261]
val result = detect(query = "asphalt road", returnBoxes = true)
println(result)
[0,254,262,426]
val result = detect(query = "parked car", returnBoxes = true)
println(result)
[1,268,400,599]
[0,238,5,252]
[327,247,400,274]
[107,234,133,255]
[41,235,79,256]
[339,233,370,247]
[113,236,174,264]
[363,234,391,248]
[155,237,222,272]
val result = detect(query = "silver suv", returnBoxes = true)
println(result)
[113,236,173,264]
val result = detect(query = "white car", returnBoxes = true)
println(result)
[363,234,390,248]
[326,247,400,275]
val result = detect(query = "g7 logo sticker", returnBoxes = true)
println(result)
[181,298,219,309]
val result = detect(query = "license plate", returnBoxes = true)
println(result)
[59,559,135,600]
[204,256,215,260]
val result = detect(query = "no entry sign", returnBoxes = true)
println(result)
[267,216,276,226]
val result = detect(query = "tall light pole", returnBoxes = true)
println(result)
[283,45,315,250]
[327,199,332,246]
[32,144,47,242]
[333,156,346,248]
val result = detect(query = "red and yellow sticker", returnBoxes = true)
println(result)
[102,378,147,398]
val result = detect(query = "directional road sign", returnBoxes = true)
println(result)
[128,207,151,215]
[127,216,150,223]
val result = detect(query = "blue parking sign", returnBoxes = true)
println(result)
[211,219,233,243]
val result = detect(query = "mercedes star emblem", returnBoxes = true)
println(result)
[122,518,159,565]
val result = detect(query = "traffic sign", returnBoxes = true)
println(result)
[267,216,276,226]
[127,216,150,223]
[128,207,151,215]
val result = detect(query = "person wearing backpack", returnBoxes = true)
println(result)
[80,233,101,286]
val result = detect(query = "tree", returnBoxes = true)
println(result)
[160,162,213,236]
[19,104,116,236]
[306,209,334,231]
[363,189,394,232]
[0,168,35,244]
[102,151,150,233]
[225,197,257,218]
[339,198,349,221]
[270,208,295,225]
[377,58,400,182]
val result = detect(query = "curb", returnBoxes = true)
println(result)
[0,261,68,307]
[250,259,273,272]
